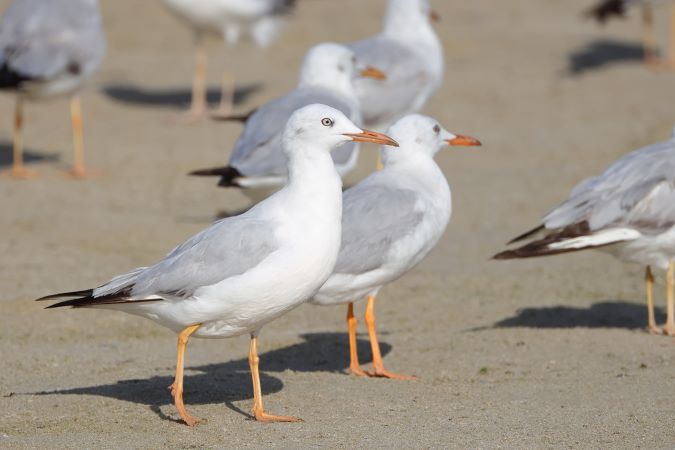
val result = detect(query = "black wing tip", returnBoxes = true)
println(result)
[36,289,94,302]
[0,62,31,90]
[506,224,546,245]
[189,166,242,188]
[584,0,627,23]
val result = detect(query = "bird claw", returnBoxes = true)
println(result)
[348,366,370,377]
[367,369,417,380]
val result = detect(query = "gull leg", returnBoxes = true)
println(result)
[642,5,661,68]
[664,261,675,336]
[645,266,662,335]
[347,302,368,376]
[210,69,235,119]
[169,323,202,426]
[669,4,675,68]
[364,296,415,380]
[67,96,89,178]
[9,98,34,179]
[181,33,208,122]
[249,333,302,423]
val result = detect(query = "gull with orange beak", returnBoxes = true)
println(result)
[190,42,387,201]
[38,104,399,426]
[309,114,481,379]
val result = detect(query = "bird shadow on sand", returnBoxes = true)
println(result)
[28,332,390,421]
[492,300,664,329]
[101,83,262,110]
[0,141,59,168]
[567,39,649,75]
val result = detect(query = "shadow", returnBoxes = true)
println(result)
[493,301,664,329]
[567,39,649,74]
[28,333,390,420]
[0,141,59,167]
[102,83,262,110]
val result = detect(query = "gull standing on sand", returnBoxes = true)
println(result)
[0,0,106,178]
[310,115,480,379]
[162,0,295,119]
[189,43,386,194]
[348,0,443,131]
[494,128,675,336]
[38,104,399,425]
[585,0,675,68]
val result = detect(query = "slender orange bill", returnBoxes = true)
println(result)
[360,66,387,80]
[431,10,441,22]
[344,129,399,147]
[447,134,482,147]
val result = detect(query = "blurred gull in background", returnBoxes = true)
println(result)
[162,0,296,120]
[349,0,444,131]
[310,114,480,379]
[189,43,386,199]
[585,0,675,68]
[495,128,675,337]
[37,104,399,426]
[0,0,106,178]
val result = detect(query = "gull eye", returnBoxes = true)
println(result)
[322,118,334,127]
[433,125,441,134]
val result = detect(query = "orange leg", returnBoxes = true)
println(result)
[8,98,35,179]
[645,266,662,335]
[210,69,235,119]
[68,96,88,178]
[664,261,675,336]
[248,333,303,423]
[642,5,660,68]
[364,296,415,380]
[347,303,368,377]
[669,4,675,68]
[186,34,208,121]
[169,324,202,426]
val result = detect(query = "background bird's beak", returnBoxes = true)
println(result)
[447,134,482,147]
[431,10,441,22]
[344,130,399,147]
[360,66,387,80]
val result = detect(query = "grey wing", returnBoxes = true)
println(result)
[228,87,357,177]
[543,137,675,233]
[94,217,279,299]
[334,178,424,274]
[0,0,105,83]
[350,36,431,127]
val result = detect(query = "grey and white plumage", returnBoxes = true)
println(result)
[0,0,105,98]
[495,128,675,271]
[348,0,443,130]
[190,43,374,189]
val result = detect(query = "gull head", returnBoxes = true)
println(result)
[383,114,481,160]
[299,43,385,90]
[283,104,399,153]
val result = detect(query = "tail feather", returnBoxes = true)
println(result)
[584,0,629,24]
[189,166,242,188]
[211,109,257,123]
[493,222,639,260]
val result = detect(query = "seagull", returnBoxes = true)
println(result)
[162,0,295,119]
[494,128,675,337]
[0,0,106,179]
[189,43,386,195]
[37,104,399,426]
[348,0,443,131]
[585,0,675,68]
[310,114,480,379]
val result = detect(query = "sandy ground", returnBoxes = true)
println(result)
[2,0,675,448]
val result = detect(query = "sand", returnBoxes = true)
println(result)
[2,0,675,448]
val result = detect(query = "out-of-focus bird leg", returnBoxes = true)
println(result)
[642,5,660,67]
[645,266,661,335]
[68,96,88,178]
[9,98,33,179]
[347,302,368,376]
[663,261,675,336]
[169,323,202,426]
[668,4,675,68]
[248,333,303,423]
[186,34,208,120]
[364,295,416,380]
[211,69,235,119]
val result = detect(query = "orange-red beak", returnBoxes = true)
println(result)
[344,129,399,147]
[431,10,441,22]
[447,134,482,147]
[360,66,387,80]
